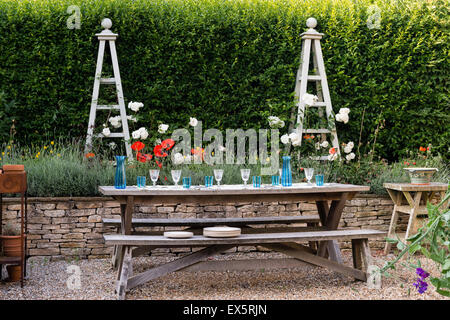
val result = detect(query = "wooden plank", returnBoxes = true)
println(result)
[98,184,370,197]
[396,205,427,215]
[405,191,422,240]
[318,193,349,258]
[351,239,363,270]
[102,215,321,227]
[180,258,310,272]
[263,243,366,281]
[116,246,132,300]
[384,204,400,255]
[383,183,448,192]
[103,229,387,246]
[85,39,105,153]
[360,239,373,272]
[109,39,132,159]
[124,196,134,235]
[126,245,233,290]
[130,194,347,205]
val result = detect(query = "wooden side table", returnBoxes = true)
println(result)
[383,182,448,255]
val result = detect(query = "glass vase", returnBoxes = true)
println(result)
[281,156,292,187]
[114,156,127,189]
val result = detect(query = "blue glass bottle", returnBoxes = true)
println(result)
[281,156,292,187]
[114,156,127,189]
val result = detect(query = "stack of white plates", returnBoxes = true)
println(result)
[163,231,194,239]
[203,226,241,238]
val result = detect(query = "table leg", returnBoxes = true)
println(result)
[404,191,422,241]
[115,197,134,278]
[316,200,330,258]
[317,193,349,262]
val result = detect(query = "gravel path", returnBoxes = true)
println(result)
[0,250,446,300]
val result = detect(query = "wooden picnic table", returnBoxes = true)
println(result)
[99,183,384,299]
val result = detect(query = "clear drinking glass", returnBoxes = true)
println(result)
[213,169,224,186]
[241,169,250,186]
[149,169,160,186]
[171,169,181,186]
[304,168,314,184]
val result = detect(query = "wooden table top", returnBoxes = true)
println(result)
[99,183,370,196]
[383,182,448,192]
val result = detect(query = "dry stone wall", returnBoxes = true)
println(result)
[0,194,407,260]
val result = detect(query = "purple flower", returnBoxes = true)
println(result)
[416,268,430,279]
[413,278,428,294]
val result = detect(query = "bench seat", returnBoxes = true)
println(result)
[102,215,321,228]
[108,228,386,299]
[104,229,386,247]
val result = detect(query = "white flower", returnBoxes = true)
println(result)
[339,108,350,115]
[108,142,116,150]
[109,116,122,128]
[291,136,302,146]
[302,93,318,106]
[219,145,226,152]
[320,141,329,148]
[183,154,192,163]
[315,142,321,150]
[155,139,162,145]
[344,141,354,154]
[126,115,137,123]
[132,129,141,139]
[158,124,169,134]
[173,152,184,165]
[268,116,285,128]
[336,113,349,124]
[128,101,144,112]
[138,127,149,140]
[102,127,111,137]
[346,152,356,161]
[280,134,290,145]
[189,117,198,127]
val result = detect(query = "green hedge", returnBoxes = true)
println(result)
[0,0,448,161]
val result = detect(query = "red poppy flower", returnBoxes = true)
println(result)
[154,145,168,157]
[413,162,416,165]
[419,146,426,152]
[329,147,337,155]
[137,152,152,163]
[161,139,175,150]
[300,168,304,171]
[85,152,95,159]
[164,176,168,181]
[131,141,145,151]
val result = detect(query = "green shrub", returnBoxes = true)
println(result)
[0,0,448,161]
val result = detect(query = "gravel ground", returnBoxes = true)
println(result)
[0,250,447,300]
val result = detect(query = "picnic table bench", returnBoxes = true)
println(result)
[105,229,385,299]
[99,183,385,299]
